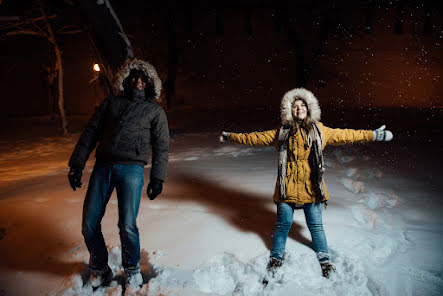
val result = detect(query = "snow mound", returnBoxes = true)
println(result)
[184,156,199,161]
[193,252,265,295]
[365,168,384,179]
[351,205,379,229]
[332,150,355,164]
[54,246,153,296]
[190,250,384,296]
[212,146,256,157]
[146,266,195,296]
[324,158,338,168]
[168,148,208,162]
[363,192,400,210]
[341,177,366,193]
[345,168,361,179]
[350,189,409,261]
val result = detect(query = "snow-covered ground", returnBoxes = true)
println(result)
[0,130,442,296]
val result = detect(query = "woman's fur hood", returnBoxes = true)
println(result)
[113,58,162,101]
[280,88,321,127]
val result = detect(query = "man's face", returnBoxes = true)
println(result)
[130,76,146,90]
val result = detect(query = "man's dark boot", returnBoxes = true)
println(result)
[320,262,336,278]
[262,257,282,286]
[90,266,113,288]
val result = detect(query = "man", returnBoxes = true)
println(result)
[68,58,169,288]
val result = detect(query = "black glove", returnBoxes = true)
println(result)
[68,167,83,191]
[147,179,163,200]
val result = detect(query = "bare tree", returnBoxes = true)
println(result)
[78,0,134,96]
[0,0,80,135]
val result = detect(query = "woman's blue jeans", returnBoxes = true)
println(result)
[270,202,330,262]
[81,163,144,274]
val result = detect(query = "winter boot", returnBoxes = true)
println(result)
[320,262,336,278]
[90,266,113,288]
[262,257,282,286]
[125,270,143,293]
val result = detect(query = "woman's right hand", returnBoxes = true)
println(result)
[219,131,231,143]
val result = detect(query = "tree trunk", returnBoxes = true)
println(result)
[79,0,134,91]
[54,45,68,135]
[40,3,69,135]
[44,65,56,120]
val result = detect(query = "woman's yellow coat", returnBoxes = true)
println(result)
[229,122,374,204]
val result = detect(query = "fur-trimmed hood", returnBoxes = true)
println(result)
[280,88,321,126]
[113,58,162,101]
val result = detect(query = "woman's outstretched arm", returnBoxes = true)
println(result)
[320,122,393,147]
[220,129,278,146]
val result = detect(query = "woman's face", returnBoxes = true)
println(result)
[292,99,308,121]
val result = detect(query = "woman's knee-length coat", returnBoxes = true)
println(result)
[228,88,374,205]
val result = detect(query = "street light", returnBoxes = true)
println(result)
[93,63,101,72]
[89,63,101,83]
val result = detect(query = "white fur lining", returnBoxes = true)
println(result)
[280,88,321,126]
[112,58,162,101]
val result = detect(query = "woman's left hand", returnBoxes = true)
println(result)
[373,125,393,141]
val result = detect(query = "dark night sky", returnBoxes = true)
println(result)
[0,0,442,119]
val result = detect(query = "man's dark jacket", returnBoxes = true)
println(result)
[69,59,169,181]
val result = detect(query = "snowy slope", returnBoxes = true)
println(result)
[0,132,442,296]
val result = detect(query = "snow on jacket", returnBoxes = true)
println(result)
[228,88,374,204]
[69,58,169,181]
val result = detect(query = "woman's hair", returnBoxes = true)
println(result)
[292,97,314,130]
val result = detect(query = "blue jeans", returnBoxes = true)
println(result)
[82,163,144,273]
[270,202,330,262]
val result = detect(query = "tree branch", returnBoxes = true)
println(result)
[29,17,50,39]
[0,16,21,21]
[24,14,57,23]
[6,30,50,40]
[56,25,82,35]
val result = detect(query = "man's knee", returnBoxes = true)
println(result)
[118,221,138,237]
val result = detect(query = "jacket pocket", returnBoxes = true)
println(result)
[136,129,151,158]
[135,133,142,156]
[285,162,295,196]
[304,163,316,196]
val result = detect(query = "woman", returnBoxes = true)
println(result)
[219,88,392,280]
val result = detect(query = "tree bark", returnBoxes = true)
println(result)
[79,0,134,86]
[45,65,56,120]
[54,46,68,135]
[40,4,69,135]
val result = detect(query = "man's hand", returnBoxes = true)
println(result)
[373,125,393,141]
[68,167,83,191]
[147,179,163,200]
[219,131,231,143]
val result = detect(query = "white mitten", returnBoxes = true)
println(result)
[219,131,231,143]
[373,125,393,141]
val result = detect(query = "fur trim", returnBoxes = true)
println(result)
[113,58,162,101]
[280,88,321,126]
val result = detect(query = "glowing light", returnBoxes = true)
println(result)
[93,64,101,72]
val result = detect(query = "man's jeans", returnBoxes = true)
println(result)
[82,163,144,274]
[270,202,330,262]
